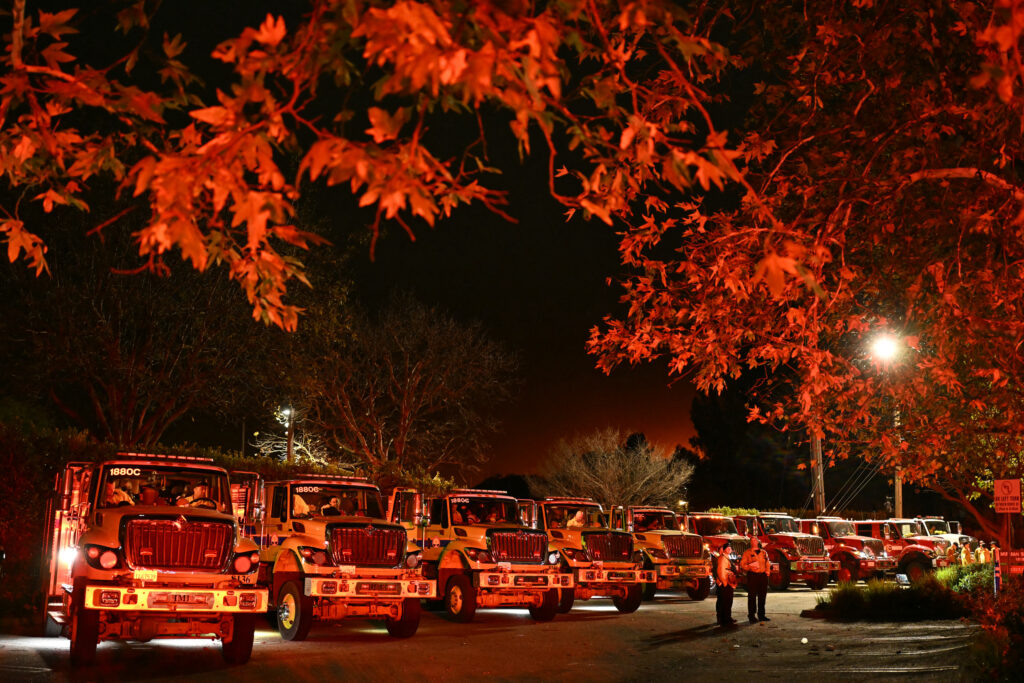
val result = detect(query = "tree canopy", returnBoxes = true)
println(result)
[589,1,1024,542]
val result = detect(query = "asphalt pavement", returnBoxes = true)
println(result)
[0,587,980,682]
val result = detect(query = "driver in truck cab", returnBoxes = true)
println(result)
[104,479,133,506]
[178,482,210,506]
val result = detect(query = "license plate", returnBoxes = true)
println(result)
[497,562,512,571]
[233,573,257,584]
[592,561,604,568]
[513,575,546,586]
[356,582,400,595]
[337,565,356,574]
[133,569,158,581]
[148,592,214,609]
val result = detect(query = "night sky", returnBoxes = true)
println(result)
[361,152,697,480]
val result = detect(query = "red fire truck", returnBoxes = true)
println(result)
[42,454,266,665]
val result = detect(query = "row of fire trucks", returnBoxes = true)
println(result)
[41,453,962,666]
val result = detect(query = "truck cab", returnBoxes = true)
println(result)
[915,516,978,552]
[683,512,751,587]
[392,488,570,623]
[251,475,434,640]
[43,454,266,665]
[733,512,837,590]
[531,497,653,613]
[798,516,896,583]
[612,506,711,600]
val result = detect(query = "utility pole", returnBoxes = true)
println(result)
[811,433,826,515]
[894,467,902,518]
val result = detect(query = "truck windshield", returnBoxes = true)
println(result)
[633,510,677,532]
[893,521,925,537]
[923,519,950,535]
[98,464,230,511]
[449,496,519,524]
[826,521,856,537]
[545,504,606,529]
[694,517,737,535]
[762,516,798,534]
[291,484,383,519]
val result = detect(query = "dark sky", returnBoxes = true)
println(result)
[360,153,697,480]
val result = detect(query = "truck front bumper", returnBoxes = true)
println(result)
[476,570,572,590]
[83,585,266,613]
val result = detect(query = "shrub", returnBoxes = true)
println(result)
[967,575,1024,679]
[818,577,968,621]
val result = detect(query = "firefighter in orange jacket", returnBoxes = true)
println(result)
[740,535,771,623]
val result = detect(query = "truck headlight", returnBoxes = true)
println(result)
[648,548,669,560]
[465,547,494,564]
[406,552,422,569]
[859,549,874,559]
[233,551,261,573]
[547,551,561,565]
[85,544,123,571]
[299,546,331,566]
[562,548,590,562]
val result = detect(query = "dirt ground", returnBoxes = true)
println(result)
[0,587,982,682]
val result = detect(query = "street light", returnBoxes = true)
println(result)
[281,407,295,464]
[869,333,903,516]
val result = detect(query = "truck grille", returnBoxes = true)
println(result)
[663,534,703,559]
[488,529,547,563]
[730,537,751,557]
[329,524,406,567]
[864,538,885,556]
[123,518,232,571]
[583,532,633,561]
[795,536,826,556]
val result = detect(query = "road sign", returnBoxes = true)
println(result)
[1002,549,1024,576]
[994,479,1022,514]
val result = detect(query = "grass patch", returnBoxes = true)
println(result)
[817,577,968,621]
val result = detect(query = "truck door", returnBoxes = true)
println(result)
[43,462,94,610]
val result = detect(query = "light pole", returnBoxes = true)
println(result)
[870,333,902,517]
[283,407,295,464]
[811,432,826,515]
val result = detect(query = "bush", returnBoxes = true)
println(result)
[935,563,995,595]
[818,577,968,621]
[967,575,1024,680]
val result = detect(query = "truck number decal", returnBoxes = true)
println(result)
[109,467,141,477]
[450,497,470,504]
[295,486,321,493]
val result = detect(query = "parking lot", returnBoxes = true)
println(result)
[0,587,979,682]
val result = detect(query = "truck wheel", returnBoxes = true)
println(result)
[385,597,421,638]
[222,614,256,665]
[837,558,858,584]
[686,577,711,601]
[904,560,928,583]
[528,588,559,621]
[612,584,643,614]
[557,587,575,613]
[807,574,829,591]
[277,580,313,641]
[769,555,791,591]
[69,604,99,666]
[445,574,477,623]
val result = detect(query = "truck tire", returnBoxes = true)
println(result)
[557,587,575,613]
[807,574,829,591]
[385,597,421,638]
[528,588,559,621]
[277,580,313,641]
[903,559,928,583]
[69,604,99,666]
[837,557,858,584]
[686,577,711,601]
[222,614,256,664]
[612,584,643,614]
[445,574,477,623]
[769,554,791,591]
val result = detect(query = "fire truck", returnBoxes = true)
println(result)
[42,454,267,665]
[797,517,897,582]
[732,512,837,590]
[389,488,570,623]
[683,512,752,587]
[247,475,434,640]
[518,498,654,613]
[854,518,951,581]
[612,506,711,600]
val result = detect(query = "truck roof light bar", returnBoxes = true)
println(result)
[114,452,215,463]
[450,488,510,496]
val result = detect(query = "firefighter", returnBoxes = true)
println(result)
[567,510,586,528]
[975,541,992,564]
[947,542,960,566]
[740,535,771,623]
[960,542,974,565]
[104,479,133,506]
[715,540,737,627]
